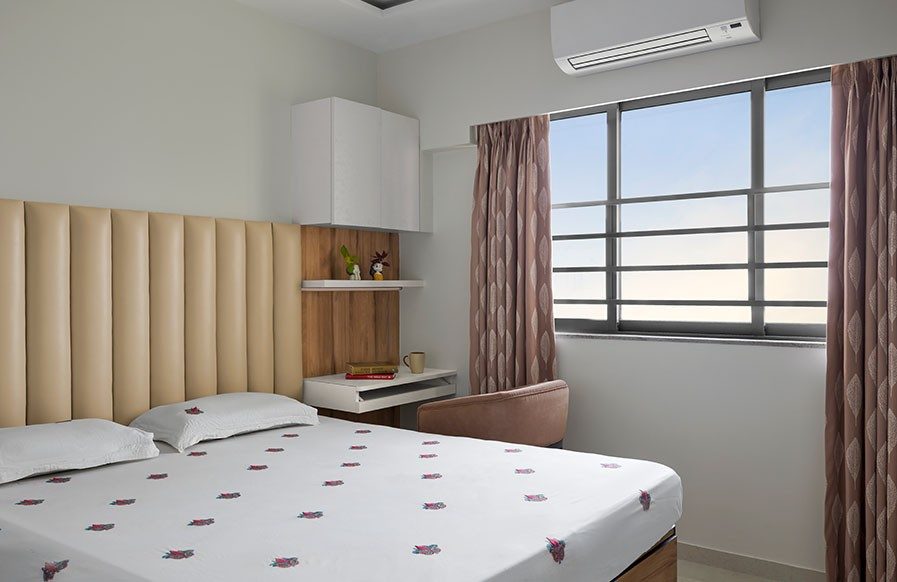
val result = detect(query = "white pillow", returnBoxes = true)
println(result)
[0,419,159,485]
[130,393,318,452]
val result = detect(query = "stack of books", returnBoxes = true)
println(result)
[345,362,398,380]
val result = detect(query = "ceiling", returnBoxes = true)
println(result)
[235,0,563,53]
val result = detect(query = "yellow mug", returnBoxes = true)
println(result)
[403,352,426,374]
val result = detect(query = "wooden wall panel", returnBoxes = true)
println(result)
[300,226,400,383]
[301,226,333,280]
[331,291,378,374]
[301,292,333,378]
[302,226,400,282]
[373,292,400,363]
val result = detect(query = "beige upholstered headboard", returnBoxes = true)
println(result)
[0,200,303,428]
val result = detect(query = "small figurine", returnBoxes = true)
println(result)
[370,251,390,281]
[339,245,361,280]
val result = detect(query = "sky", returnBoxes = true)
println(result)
[550,82,831,324]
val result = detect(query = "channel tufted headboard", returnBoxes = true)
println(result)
[0,200,303,428]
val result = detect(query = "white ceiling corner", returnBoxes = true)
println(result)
[235,0,564,53]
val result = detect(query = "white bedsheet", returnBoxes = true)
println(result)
[0,417,681,581]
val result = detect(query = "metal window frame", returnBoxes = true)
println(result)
[550,181,829,209]
[607,104,621,333]
[554,261,828,274]
[550,68,832,340]
[553,220,828,241]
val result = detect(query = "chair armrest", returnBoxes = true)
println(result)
[416,380,569,447]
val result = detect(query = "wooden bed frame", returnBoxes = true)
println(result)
[615,528,677,581]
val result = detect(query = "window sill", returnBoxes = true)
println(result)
[556,331,825,349]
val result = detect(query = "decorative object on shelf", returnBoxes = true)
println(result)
[346,362,398,375]
[339,245,361,280]
[369,250,390,280]
[345,373,397,380]
[403,352,426,374]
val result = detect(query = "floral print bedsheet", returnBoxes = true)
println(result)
[0,417,681,581]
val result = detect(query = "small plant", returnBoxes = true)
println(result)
[339,245,361,280]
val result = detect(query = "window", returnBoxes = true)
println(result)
[550,70,831,339]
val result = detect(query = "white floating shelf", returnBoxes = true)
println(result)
[302,279,424,291]
[303,367,457,414]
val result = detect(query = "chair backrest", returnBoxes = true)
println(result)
[417,380,569,447]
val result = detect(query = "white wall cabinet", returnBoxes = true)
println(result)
[292,97,424,232]
[380,110,421,232]
[332,98,381,228]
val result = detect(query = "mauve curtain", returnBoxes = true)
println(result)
[826,56,897,582]
[469,115,557,395]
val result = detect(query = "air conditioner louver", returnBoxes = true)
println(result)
[569,29,712,71]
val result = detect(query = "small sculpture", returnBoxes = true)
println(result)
[370,251,390,281]
[339,245,361,280]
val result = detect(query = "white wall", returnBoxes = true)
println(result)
[559,336,826,571]
[384,0,897,573]
[400,147,477,397]
[0,0,377,221]
[379,0,897,150]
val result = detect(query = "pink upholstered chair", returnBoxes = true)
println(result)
[416,380,569,448]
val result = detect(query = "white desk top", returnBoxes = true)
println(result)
[305,367,456,392]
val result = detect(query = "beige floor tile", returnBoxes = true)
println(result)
[679,560,782,582]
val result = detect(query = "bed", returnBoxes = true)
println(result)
[0,418,681,581]
[0,199,681,581]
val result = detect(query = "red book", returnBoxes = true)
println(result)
[345,373,397,380]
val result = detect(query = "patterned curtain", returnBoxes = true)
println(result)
[469,115,557,395]
[826,56,897,582]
